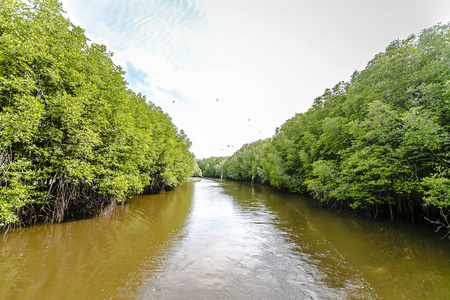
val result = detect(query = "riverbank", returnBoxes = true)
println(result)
[1,177,192,231]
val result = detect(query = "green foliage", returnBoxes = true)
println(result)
[191,161,202,177]
[196,156,228,178]
[423,167,450,208]
[200,22,450,223]
[223,140,268,182]
[0,0,196,227]
[197,140,269,183]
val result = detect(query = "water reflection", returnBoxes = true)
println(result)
[1,178,449,299]
[136,179,375,299]
[221,180,450,300]
[0,181,194,300]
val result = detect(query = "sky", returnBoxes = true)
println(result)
[59,0,450,159]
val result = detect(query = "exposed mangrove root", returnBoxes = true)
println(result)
[7,180,117,229]
[425,209,450,240]
[2,173,172,230]
[318,193,443,225]
[140,174,169,195]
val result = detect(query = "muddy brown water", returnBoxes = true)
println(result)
[1,178,449,299]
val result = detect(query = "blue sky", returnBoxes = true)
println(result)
[60,0,450,159]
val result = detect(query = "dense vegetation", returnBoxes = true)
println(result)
[198,23,450,225]
[0,0,197,228]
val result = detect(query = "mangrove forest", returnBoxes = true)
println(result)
[1,0,449,234]
[198,22,450,228]
[0,0,198,228]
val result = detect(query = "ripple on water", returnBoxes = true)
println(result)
[7,179,448,299]
[131,179,378,300]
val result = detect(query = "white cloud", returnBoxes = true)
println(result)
[60,0,450,158]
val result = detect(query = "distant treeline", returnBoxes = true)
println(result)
[198,23,450,224]
[0,0,198,228]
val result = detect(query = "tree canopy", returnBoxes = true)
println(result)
[0,0,197,227]
[198,22,450,224]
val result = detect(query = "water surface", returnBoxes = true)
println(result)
[1,178,449,299]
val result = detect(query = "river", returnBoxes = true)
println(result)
[1,178,449,299]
